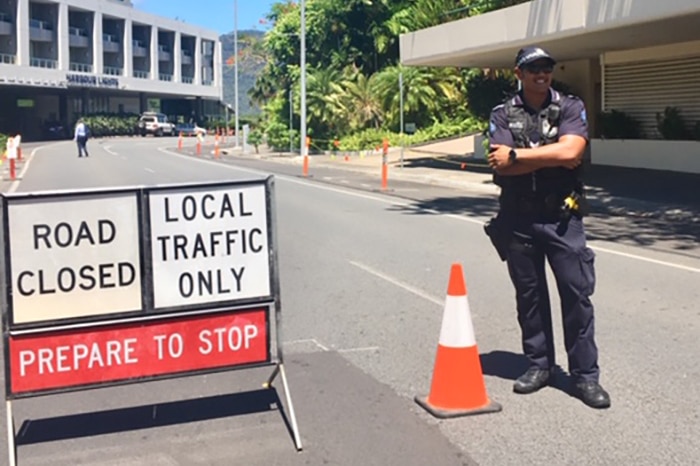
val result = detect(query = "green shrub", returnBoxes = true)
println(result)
[599,110,643,139]
[656,107,692,140]
[247,128,263,153]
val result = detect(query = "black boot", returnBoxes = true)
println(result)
[574,381,611,409]
[513,367,550,394]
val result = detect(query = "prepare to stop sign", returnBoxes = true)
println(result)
[149,185,271,308]
[10,309,269,394]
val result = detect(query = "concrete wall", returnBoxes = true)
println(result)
[554,57,601,136]
[591,139,700,174]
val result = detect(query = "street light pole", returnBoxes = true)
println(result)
[234,0,240,147]
[289,87,293,154]
[300,0,306,158]
[399,71,404,169]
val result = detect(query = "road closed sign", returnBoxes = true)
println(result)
[7,193,142,324]
[148,184,271,309]
[1,178,280,397]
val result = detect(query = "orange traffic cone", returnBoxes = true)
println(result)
[415,263,501,418]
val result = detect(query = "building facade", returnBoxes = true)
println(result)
[400,0,700,174]
[0,0,223,140]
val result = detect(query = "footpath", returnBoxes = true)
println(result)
[251,142,700,225]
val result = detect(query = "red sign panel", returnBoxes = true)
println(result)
[8,309,268,396]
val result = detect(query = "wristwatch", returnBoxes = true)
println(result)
[508,148,518,164]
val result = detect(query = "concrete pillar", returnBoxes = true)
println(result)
[194,36,201,85]
[59,94,67,126]
[81,88,89,116]
[150,25,158,80]
[124,19,132,77]
[17,0,29,65]
[139,92,147,113]
[173,32,181,83]
[93,11,103,74]
[215,39,223,91]
[57,2,69,70]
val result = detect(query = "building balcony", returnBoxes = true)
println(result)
[104,66,122,76]
[0,12,12,35]
[158,45,171,61]
[30,19,53,42]
[159,73,172,82]
[133,69,149,79]
[69,26,89,48]
[70,62,92,73]
[132,39,147,57]
[0,53,15,64]
[182,76,193,84]
[180,50,192,65]
[30,57,57,69]
[103,33,120,53]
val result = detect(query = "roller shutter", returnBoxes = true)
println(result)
[603,56,700,138]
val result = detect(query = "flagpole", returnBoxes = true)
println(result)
[300,0,306,158]
[234,0,240,148]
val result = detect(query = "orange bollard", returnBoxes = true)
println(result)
[214,136,220,158]
[17,146,22,161]
[381,138,389,190]
[303,136,310,177]
[9,158,16,180]
[196,140,202,156]
[178,132,183,150]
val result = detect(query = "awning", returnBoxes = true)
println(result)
[400,0,700,68]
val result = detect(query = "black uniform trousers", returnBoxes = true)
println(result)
[505,212,600,383]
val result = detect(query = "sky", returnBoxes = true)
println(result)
[131,0,278,35]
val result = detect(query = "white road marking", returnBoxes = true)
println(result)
[8,146,42,193]
[157,146,700,274]
[103,145,118,155]
[145,168,155,173]
[338,346,380,353]
[590,245,700,273]
[285,338,379,354]
[350,260,443,306]
[285,338,329,351]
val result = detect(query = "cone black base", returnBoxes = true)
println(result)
[414,395,502,419]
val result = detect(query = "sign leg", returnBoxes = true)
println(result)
[7,400,17,466]
[263,364,280,388]
[278,364,303,451]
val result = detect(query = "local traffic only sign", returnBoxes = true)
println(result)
[0,178,302,465]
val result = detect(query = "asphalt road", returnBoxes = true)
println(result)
[1,137,699,465]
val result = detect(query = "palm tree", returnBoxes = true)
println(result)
[333,70,384,130]
[373,65,462,129]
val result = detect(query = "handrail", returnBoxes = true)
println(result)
[30,57,57,68]
[0,53,15,64]
[29,19,53,30]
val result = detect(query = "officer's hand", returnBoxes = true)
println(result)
[561,157,582,170]
[488,144,511,169]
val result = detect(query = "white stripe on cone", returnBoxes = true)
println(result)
[438,295,476,348]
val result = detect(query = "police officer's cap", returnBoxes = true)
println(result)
[515,46,556,68]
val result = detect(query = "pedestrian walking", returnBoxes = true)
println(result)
[484,46,610,409]
[74,118,90,157]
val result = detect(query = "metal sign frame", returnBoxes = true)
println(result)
[0,177,302,465]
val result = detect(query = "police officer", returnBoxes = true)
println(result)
[486,46,610,409]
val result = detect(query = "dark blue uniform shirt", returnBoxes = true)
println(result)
[489,88,589,148]
[488,89,589,195]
